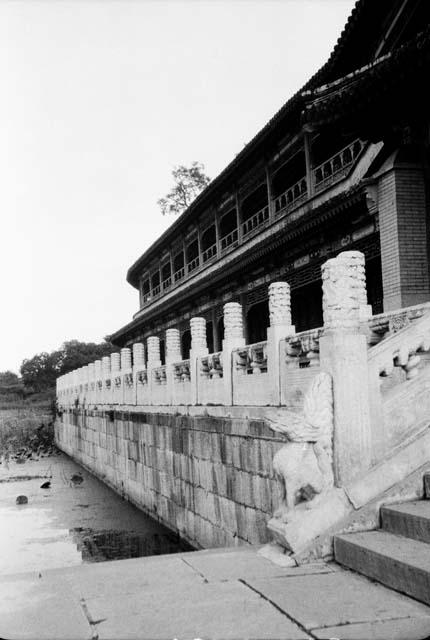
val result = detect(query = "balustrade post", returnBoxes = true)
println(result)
[132,342,145,405]
[94,360,103,406]
[110,353,120,405]
[120,348,132,404]
[102,356,111,405]
[190,317,208,405]
[223,302,245,405]
[82,365,89,405]
[319,250,372,486]
[166,328,181,405]
[147,336,161,404]
[88,363,95,406]
[267,282,295,405]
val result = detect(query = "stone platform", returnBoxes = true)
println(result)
[1,545,430,639]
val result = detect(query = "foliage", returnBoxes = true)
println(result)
[19,340,119,392]
[157,162,211,216]
[0,371,20,386]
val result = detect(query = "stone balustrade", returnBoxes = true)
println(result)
[56,250,430,488]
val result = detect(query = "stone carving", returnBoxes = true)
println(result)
[147,336,160,363]
[190,317,207,352]
[110,353,120,372]
[102,356,111,376]
[265,372,333,522]
[120,348,132,370]
[224,302,243,341]
[137,370,147,385]
[269,282,291,327]
[166,329,181,361]
[322,251,365,331]
[124,372,133,387]
[132,342,145,366]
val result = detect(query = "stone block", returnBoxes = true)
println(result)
[231,437,242,469]
[245,507,270,544]
[211,462,227,496]
[200,430,212,460]
[219,496,237,533]
[252,475,272,513]
[210,432,222,463]
[235,502,248,540]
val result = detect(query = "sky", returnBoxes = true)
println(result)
[0,0,356,374]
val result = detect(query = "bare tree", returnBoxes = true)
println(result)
[158,162,211,215]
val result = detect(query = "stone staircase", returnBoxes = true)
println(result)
[334,473,430,606]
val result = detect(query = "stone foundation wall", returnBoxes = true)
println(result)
[55,408,285,549]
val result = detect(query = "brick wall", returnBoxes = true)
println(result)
[378,165,430,310]
[55,409,285,549]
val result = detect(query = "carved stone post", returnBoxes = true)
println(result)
[132,343,145,405]
[102,356,111,405]
[223,302,245,405]
[147,336,161,404]
[120,348,132,404]
[110,353,120,405]
[337,250,372,322]
[267,282,295,405]
[319,250,371,485]
[94,360,103,406]
[88,363,95,406]
[190,317,208,404]
[166,328,181,405]
[82,365,89,405]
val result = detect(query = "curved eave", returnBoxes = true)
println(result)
[303,25,430,131]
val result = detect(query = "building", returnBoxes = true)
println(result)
[56,0,430,557]
[109,0,430,361]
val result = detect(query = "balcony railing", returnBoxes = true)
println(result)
[138,139,366,310]
[314,139,364,191]
[173,267,185,283]
[274,177,307,215]
[242,205,269,237]
[220,228,238,251]
[187,256,200,273]
[202,243,217,263]
[162,276,172,291]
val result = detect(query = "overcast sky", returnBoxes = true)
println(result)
[0,0,355,374]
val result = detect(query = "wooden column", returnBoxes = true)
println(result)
[303,129,314,198]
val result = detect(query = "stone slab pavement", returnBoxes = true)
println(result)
[1,545,430,640]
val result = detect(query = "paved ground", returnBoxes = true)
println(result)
[1,545,430,640]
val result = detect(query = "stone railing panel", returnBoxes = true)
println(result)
[198,352,224,405]
[151,365,169,405]
[367,307,430,461]
[172,359,192,405]
[280,328,322,410]
[232,342,271,405]
[135,368,150,406]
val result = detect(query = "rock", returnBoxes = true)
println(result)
[16,495,28,505]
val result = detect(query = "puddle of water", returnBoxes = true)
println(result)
[70,527,191,563]
[0,452,194,575]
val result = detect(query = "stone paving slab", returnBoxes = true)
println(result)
[312,616,430,640]
[1,547,430,640]
[182,550,336,582]
[0,573,90,640]
[246,570,430,633]
[85,579,309,639]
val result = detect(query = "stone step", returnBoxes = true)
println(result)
[381,501,430,544]
[334,530,430,606]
